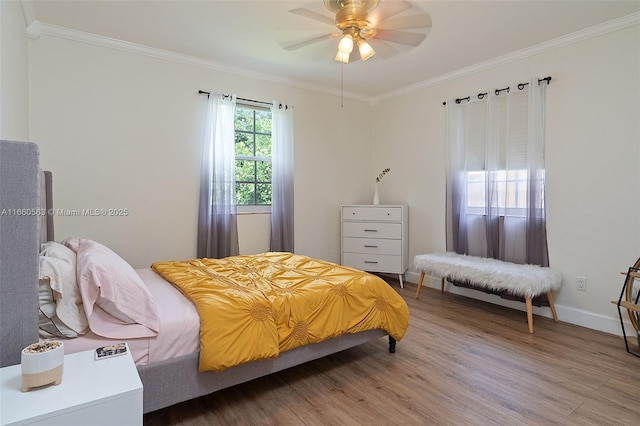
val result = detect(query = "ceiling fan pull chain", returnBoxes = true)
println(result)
[341,62,344,108]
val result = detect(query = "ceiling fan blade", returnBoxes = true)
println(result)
[377,13,432,31]
[368,39,400,59]
[374,29,427,46]
[283,33,338,51]
[289,8,335,26]
[368,0,412,25]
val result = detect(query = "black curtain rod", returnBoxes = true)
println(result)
[442,76,552,106]
[198,90,272,106]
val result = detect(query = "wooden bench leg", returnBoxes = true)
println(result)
[526,297,534,333]
[415,272,426,299]
[547,291,558,322]
[441,277,445,292]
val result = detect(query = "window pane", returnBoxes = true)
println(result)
[517,169,528,180]
[255,134,271,157]
[236,183,255,205]
[505,181,517,208]
[256,183,272,205]
[235,132,253,156]
[236,160,256,182]
[256,160,271,182]
[496,181,506,207]
[467,182,485,208]
[255,111,272,133]
[517,181,527,208]
[235,108,253,132]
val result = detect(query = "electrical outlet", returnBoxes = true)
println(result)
[576,276,587,291]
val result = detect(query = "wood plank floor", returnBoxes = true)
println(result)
[144,279,640,425]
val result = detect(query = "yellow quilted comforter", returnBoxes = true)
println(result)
[151,252,409,372]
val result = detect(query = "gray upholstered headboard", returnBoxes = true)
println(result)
[0,140,40,367]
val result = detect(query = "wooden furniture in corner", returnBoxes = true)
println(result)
[611,258,640,356]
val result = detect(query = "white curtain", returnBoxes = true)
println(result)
[197,94,239,258]
[446,78,549,266]
[270,101,295,252]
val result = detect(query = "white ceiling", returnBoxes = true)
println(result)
[27,0,640,100]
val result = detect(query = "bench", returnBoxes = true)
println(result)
[414,252,562,333]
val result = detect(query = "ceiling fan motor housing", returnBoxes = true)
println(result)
[326,0,379,36]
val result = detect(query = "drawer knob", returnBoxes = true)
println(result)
[364,229,378,232]
[364,261,378,264]
[364,245,378,248]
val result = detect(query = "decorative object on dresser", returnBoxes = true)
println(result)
[341,205,409,288]
[373,167,390,205]
[20,341,64,392]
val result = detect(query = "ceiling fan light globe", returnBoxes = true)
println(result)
[338,34,354,53]
[358,39,375,61]
[335,50,350,64]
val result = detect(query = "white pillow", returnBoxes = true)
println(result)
[38,241,89,336]
[63,237,160,339]
[38,278,79,338]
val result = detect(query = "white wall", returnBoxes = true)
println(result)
[238,213,271,255]
[372,24,640,335]
[28,35,373,268]
[0,0,29,140]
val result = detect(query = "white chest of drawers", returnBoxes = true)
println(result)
[341,205,409,287]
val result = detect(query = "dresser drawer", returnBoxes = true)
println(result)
[342,206,402,222]
[342,222,401,239]
[342,237,401,255]
[342,253,403,274]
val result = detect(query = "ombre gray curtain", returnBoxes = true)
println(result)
[269,101,295,252]
[197,94,239,259]
[446,78,549,266]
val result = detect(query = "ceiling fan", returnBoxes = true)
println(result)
[285,0,432,64]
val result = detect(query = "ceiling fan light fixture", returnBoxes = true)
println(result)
[335,50,350,64]
[338,33,354,54]
[357,38,375,61]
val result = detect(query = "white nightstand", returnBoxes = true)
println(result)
[0,348,143,426]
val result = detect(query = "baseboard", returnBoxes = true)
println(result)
[404,271,633,337]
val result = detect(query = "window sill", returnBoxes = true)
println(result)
[237,205,271,215]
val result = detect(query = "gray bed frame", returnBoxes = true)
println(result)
[0,140,394,413]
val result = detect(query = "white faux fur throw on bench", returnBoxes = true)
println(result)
[414,252,562,298]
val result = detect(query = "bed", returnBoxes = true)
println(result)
[0,140,409,414]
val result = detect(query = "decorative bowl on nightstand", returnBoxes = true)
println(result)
[21,341,64,392]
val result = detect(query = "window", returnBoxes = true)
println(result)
[466,169,544,216]
[445,79,550,266]
[234,104,272,207]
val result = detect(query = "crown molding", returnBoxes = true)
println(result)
[20,0,37,27]
[28,21,370,104]
[24,8,638,105]
[373,12,640,103]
